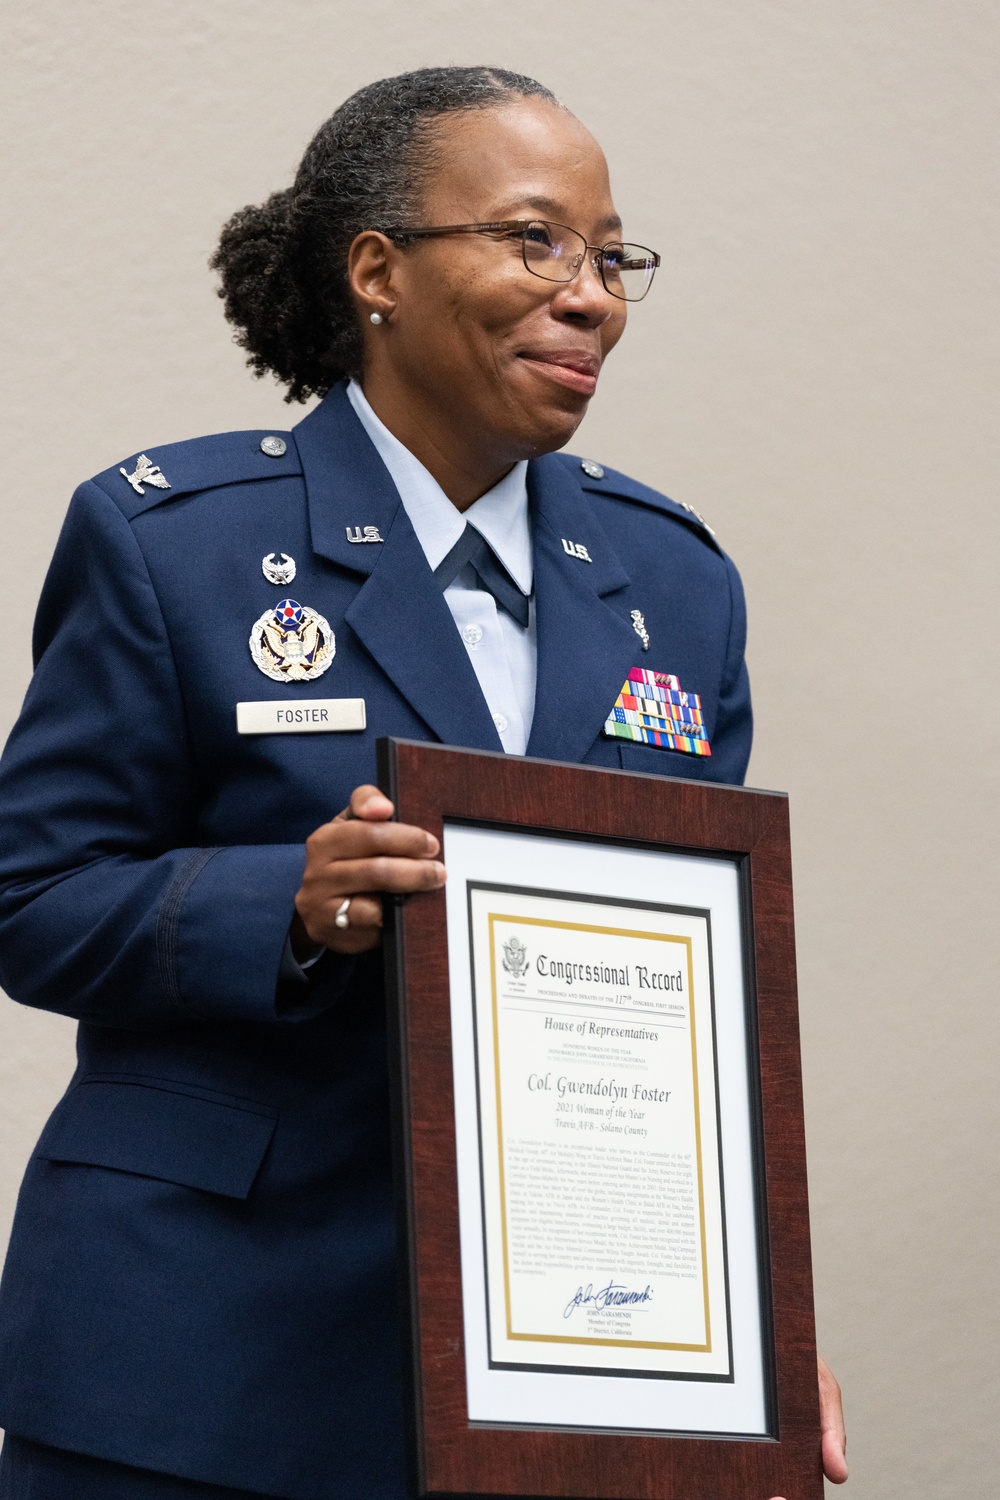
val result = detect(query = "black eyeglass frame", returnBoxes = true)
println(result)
[381,219,661,303]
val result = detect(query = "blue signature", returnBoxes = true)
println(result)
[563,1280,654,1319]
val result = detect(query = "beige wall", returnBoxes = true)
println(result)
[1,2,997,1494]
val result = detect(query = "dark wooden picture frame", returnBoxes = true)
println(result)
[377,738,822,1500]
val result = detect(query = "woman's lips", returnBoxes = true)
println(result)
[517,352,600,397]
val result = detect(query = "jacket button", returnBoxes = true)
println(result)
[580,458,605,480]
[260,436,287,457]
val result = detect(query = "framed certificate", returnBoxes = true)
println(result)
[378,739,822,1500]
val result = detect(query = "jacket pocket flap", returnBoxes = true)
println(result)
[35,1079,278,1199]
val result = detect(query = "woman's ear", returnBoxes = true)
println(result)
[348,231,398,323]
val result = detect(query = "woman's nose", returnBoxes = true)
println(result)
[552,256,618,324]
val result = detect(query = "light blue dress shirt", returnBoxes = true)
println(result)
[347,380,536,754]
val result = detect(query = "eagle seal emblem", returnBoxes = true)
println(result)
[502,935,529,979]
[119,454,170,496]
[249,598,335,683]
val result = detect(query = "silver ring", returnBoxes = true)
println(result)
[334,897,352,930]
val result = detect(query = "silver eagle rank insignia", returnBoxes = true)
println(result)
[120,454,171,496]
[249,598,335,683]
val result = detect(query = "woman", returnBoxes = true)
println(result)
[0,66,845,1500]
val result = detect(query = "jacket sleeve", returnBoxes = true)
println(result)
[0,480,346,1028]
[710,552,753,785]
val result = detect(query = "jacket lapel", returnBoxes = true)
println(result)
[526,455,638,763]
[292,386,502,750]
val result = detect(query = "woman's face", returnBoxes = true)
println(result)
[359,98,630,464]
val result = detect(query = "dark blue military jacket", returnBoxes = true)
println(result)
[0,383,751,1499]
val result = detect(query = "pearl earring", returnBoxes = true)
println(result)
[369,311,383,325]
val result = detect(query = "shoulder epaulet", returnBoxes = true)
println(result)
[91,429,301,520]
[557,452,722,552]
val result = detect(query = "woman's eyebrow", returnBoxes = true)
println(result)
[490,194,624,234]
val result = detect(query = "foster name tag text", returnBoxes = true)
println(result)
[236,699,366,735]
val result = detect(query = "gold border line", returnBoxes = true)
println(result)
[686,936,712,1352]
[488,917,514,1341]
[483,909,715,1359]
[489,911,699,943]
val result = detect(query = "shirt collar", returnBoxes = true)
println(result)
[347,379,532,593]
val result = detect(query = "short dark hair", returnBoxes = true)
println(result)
[210,66,558,404]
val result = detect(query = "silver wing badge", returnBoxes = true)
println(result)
[262,552,296,586]
[120,454,171,496]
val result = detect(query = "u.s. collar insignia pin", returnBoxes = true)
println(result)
[249,598,335,683]
[262,552,296,586]
[346,525,384,544]
[120,454,170,496]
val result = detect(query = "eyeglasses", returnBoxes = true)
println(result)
[383,219,660,303]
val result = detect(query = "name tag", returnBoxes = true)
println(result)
[236,699,366,735]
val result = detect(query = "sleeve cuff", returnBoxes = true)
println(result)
[167,844,325,1022]
[278,932,327,984]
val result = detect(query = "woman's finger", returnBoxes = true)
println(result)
[295,857,445,946]
[319,922,384,955]
[322,894,383,930]
[336,784,395,823]
[818,1354,848,1484]
[308,815,440,863]
[301,893,394,952]
[307,855,446,896]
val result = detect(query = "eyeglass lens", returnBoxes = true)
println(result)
[521,220,657,302]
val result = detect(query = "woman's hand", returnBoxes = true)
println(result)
[292,784,445,955]
[768,1353,847,1497]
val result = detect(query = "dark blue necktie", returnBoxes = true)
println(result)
[433,524,530,628]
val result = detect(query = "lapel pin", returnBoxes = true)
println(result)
[249,598,335,683]
[631,610,650,650]
[346,526,384,544]
[262,552,296,586]
[120,454,170,497]
[561,538,592,563]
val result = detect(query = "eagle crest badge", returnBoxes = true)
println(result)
[119,454,171,496]
[249,598,335,683]
[502,935,529,979]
